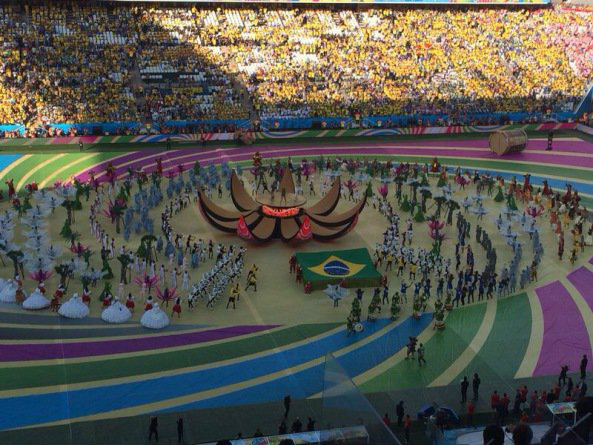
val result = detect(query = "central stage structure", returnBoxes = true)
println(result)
[198,169,366,241]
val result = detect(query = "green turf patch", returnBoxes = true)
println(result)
[452,293,532,383]
[360,302,487,392]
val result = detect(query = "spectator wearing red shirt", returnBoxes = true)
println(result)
[491,390,500,412]
[404,414,412,444]
[497,393,510,426]
[467,400,475,427]
[529,391,538,415]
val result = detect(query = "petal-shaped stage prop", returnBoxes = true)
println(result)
[279,167,296,195]
[305,194,367,228]
[230,172,259,212]
[197,188,241,232]
[304,178,341,216]
[198,169,365,242]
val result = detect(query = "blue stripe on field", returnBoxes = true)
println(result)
[159,314,433,412]
[0,318,397,429]
[0,154,22,174]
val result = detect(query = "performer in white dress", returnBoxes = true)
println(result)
[0,279,18,303]
[22,288,50,310]
[140,303,170,329]
[58,293,90,319]
[101,297,132,324]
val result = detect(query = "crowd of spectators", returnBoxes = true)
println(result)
[134,5,249,123]
[211,5,593,120]
[0,2,592,132]
[0,3,138,125]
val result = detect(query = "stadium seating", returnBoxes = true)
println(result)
[0,3,592,132]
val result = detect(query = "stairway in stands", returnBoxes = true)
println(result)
[129,63,149,125]
[231,77,259,125]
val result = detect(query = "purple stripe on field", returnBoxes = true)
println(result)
[78,138,593,181]
[77,147,241,182]
[533,281,591,377]
[567,268,593,333]
[589,257,593,266]
[366,137,593,154]
[77,144,593,185]
[76,149,193,182]
[80,151,155,178]
[0,324,278,361]
[525,139,593,155]
[440,137,593,154]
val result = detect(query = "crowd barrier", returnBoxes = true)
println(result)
[0,122,580,147]
[0,112,581,138]
[0,119,251,137]
[161,119,251,130]
[262,112,578,131]
[0,124,25,135]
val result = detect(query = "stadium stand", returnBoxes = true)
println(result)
[0,2,592,135]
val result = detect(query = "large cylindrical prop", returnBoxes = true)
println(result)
[489,129,528,155]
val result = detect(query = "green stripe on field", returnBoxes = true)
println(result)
[0,322,339,391]
[6,154,54,186]
[34,152,125,185]
[452,293,532,383]
[360,303,487,392]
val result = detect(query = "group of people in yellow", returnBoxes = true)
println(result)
[0,3,138,125]
[1,3,592,126]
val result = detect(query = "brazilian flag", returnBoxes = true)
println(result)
[296,248,382,291]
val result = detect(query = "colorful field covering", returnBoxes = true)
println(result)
[1,133,593,434]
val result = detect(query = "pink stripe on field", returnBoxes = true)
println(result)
[533,281,591,377]
[51,137,75,145]
[80,136,99,144]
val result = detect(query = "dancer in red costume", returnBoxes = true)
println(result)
[82,287,91,305]
[145,295,154,311]
[126,293,135,312]
[5,179,15,200]
[156,158,163,177]
[172,297,182,318]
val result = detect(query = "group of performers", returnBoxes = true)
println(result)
[333,158,592,336]
[1,150,592,331]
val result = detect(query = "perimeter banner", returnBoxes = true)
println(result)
[103,0,549,4]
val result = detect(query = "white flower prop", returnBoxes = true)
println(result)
[140,304,170,329]
[58,293,90,319]
[22,288,50,310]
[101,298,132,324]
